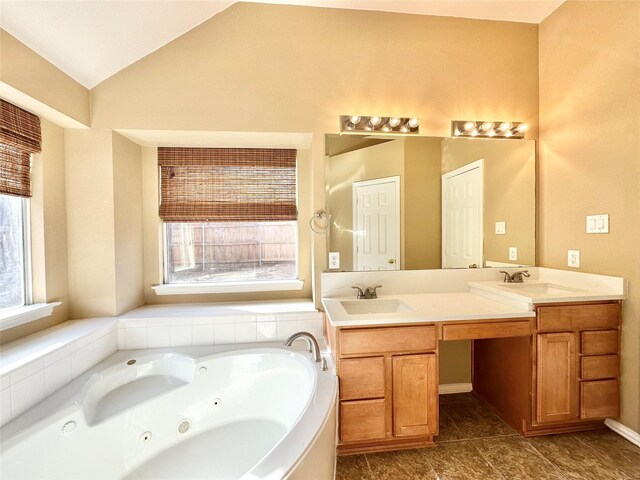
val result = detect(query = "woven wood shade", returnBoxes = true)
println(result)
[0,100,41,198]
[158,147,297,222]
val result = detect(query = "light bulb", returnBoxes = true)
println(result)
[470,129,479,137]
[504,130,513,137]
[365,124,373,131]
[499,122,512,132]
[382,125,391,133]
[516,123,529,133]
[407,118,419,128]
[480,122,493,132]
[463,121,476,132]
[345,123,354,131]
[350,115,361,124]
[454,129,462,136]
[400,124,410,133]
[370,116,382,126]
[487,129,496,137]
[388,117,401,127]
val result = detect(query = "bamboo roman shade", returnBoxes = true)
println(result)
[0,100,41,198]
[158,147,297,222]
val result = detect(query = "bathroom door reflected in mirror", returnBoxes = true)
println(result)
[324,134,535,271]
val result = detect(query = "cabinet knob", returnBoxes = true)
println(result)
[388,259,395,264]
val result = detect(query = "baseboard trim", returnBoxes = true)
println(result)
[439,383,473,395]
[604,419,640,447]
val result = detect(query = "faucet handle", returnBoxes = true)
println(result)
[499,271,512,283]
[371,285,382,297]
[511,270,531,283]
[351,285,365,299]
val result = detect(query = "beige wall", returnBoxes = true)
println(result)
[0,29,90,126]
[90,2,540,301]
[1,119,70,344]
[64,129,117,318]
[539,1,640,431]
[404,137,442,270]
[112,133,144,314]
[442,138,536,266]
[64,130,146,318]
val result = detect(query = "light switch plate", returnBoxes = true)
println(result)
[568,250,580,268]
[495,221,506,235]
[586,214,609,234]
[509,247,518,261]
[329,252,340,269]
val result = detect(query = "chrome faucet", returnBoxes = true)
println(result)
[351,285,382,299]
[499,270,531,283]
[283,331,324,365]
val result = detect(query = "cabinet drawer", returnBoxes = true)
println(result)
[537,303,620,332]
[441,319,532,341]
[339,325,436,356]
[340,399,386,443]
[581,355,619,380]
[580,380,619,419]
[339,357,385,400]
[581,330,618,355]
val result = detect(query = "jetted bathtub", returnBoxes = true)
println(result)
[0,346,337,480]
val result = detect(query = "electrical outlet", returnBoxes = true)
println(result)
[509,247,518,261]
[568,250,580,268]
[329,252,340,269]
[495,221,506,235]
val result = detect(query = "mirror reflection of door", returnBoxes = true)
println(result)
[441,159,483,268]
[352,176,400,271]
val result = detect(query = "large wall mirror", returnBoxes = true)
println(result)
[324,134,535,271]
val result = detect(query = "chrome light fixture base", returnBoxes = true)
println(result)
[340,115,419,134]
[451,120,528,139]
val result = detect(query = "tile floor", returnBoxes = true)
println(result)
[336,393,640,480]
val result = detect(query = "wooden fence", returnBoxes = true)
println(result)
[167,222,296,271]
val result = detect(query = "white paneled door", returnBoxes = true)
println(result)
[352,176,400,271]
[442,159,483,269]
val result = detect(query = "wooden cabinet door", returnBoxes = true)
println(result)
[392,354,438,437]
[340,399,386,443]
[536,332,579,424]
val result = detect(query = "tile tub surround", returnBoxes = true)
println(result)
[336,393,640,480]
[0,318,117,427]
[0,300,321,428]
[117,301,323,349]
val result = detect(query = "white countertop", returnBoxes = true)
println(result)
[468,280,626,305]
[322,292,535,327]
[323,272,626,328]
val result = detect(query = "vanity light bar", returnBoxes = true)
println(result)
[451,120,529,139]
[340,115,420,134]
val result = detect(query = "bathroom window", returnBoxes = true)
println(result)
[158,147,299,286]
[0,194,30,310]
[0,100,40,312]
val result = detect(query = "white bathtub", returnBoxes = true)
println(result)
[0,346,337,480]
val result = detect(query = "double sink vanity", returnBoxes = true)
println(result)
[321,268,626,455]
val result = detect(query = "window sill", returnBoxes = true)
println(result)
[152,280,305,296]
[0,302,62,331]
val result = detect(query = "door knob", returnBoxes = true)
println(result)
[468,263,478,268]
[388,259,395,264]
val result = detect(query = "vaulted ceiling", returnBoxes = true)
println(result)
[0,0,564,88]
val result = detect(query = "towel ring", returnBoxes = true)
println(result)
[309,211,329,234]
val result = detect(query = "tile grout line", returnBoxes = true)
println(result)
[467,438,509,480]
[518,437,573,480]
[569,432,634,480]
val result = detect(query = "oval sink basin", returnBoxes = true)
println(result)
[503,283,586,295]
[340,299,414,315]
